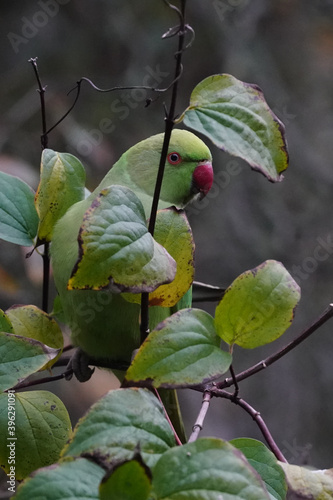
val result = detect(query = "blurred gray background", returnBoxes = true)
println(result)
[1,0,333,476]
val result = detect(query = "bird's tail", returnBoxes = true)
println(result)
[158,388,186,444]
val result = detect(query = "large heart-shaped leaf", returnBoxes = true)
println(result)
[68,185,176,293]
[126,309,232,388]
[214,260,300,349]
[181,74,289,182]
[61,388,175,469]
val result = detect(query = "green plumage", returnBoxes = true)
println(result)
[51,129,212,364]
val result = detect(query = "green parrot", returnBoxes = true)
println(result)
[51,129,213,437]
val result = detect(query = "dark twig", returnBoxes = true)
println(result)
[9,370,73,391]
[53,354,130,371]
[188,390,211,443]
[73,76,174,94]
[62,344,74,353]
[29,57,50,313]
[192,281,225,303]
[218,303,333,390]
[6,352,131,391]
[29,57,48,149]
[163,0,183,21]
[67,70,184,111]
[210,387,287,462]
[229,364,239,398]
[140,0,187,344]
[41,243,50,313]
[44,79,82,136]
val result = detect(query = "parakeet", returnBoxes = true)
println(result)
[51,129,213,370]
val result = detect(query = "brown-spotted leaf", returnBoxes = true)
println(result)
[35,149,86,242]
[181,74,289,182]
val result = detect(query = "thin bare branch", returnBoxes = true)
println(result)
[29,57,50,313]
[9,370,72,391]
[188,391,211,443]
[210,387,287,462]
[44,78,82,136]
[140,0,187,343]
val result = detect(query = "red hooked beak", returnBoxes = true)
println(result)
[192,161,214,198]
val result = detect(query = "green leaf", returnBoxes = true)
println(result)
[6,305,64,370]
[62,388,175,469]
[0,171,38,246]
[68,185,176,293]
[99,454,152,500]
[152,437,270,499]
[35,149,86,242]
[0,309,14,333]
[0,390,71,479]
[0,332,60,391]
[14,457,105,500]
[280,463,333,500]
[215,260,300,349]
[124,207,194,307]
[126,309,232,388]
[230,439,287,500]
[181,74,288,182]
[148,208,194,307]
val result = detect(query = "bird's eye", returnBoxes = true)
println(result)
[167,152,182,165]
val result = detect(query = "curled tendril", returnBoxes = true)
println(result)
[162,0,184,23]
[36,0,190,145]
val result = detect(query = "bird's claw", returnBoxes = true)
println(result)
[65,348,95,382]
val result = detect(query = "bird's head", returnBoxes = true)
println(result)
[123,129,213,209]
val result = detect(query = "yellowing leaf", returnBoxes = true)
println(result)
[280,463,333,500]
[35,149,86,242]
[0,309,14,333]
[6,305,63,370]
[215,260,300,349]
[0,333,60,392]
[123,208,194,307]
